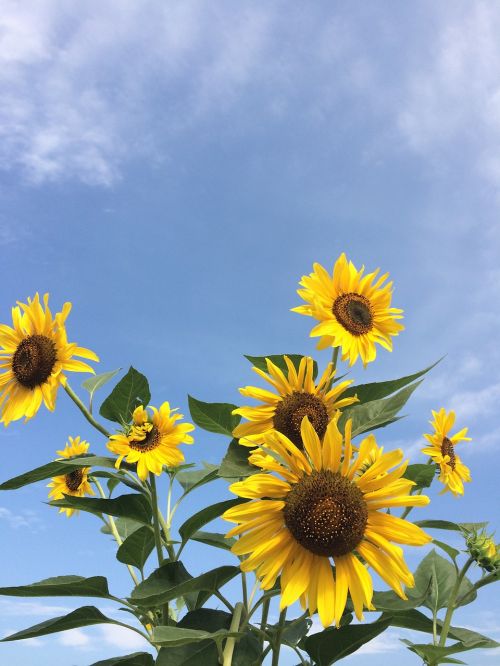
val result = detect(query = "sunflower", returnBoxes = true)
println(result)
[107,403,194,481]
[422,408,471,496]
[223,415,431,627]
[291,253,404,367]
[0,293,99,426]
[232,355,357,449]
[47,436,94,517]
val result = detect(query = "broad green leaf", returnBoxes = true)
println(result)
[371,583,430,611]
[341,359,441,403]
[403,464,436,489]
[91,471,145,494]
[269,617,312,647]
[179,498,248,544]
[191,531,235,551]
[1,606,119,642]
[413,550,475,612]
[82,368,122,410]
[101,516,144,539]
[0,455,119,491]
[0,575,110,599]
[432,539,460,562]
[116,526,155,569]
[445,626,499,648]
[176,465,219,494]
[152,625,239,647]
[301,617,392,665]
[188,396,240,436]
[415,520,488,533]
[100,366,151,424]
[130,562,194,609]
[338,381,423,437]
[90,653,154,666]
[244,354,318,380]
[402,637,498,664]
[218,440,257,480]
[50,493,152,525]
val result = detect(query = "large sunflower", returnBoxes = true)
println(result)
[47,436,94,517]
[232,355,357,449]
[0,293,99,425]
[422,408,471,496]
[292,253,404,367]
[224,416,431,627]
[107,403,194,481]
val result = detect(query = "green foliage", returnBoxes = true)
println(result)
[89,654,154,666]
[413,550,476,611]
[116,526,155,570]
[218,440,257,480]
[175,464,219,494]
[190,530,236,551]
[404,464,436,489]
[50,493,152,525]
[178,498,247,544]
[100,516,144,539]
[268,617,312,647]
[244,353,318,379]
[82,368,122,409]
[100,366,151,424]
[188,396,241,436]
[91,470,145,494]
[0,575,111,599]
[415,520,488,533]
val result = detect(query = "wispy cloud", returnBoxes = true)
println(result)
[0,506,44,531]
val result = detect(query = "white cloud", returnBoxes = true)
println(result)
[446,382,500,421]
[58,627,91,648]
[0,506,44,531]
[99,624,150,650]
[0,599,70,617]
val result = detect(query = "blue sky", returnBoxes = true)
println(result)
[1,1,499,664]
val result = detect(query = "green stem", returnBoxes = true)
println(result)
[149,475,165,566]
[222,601,244,666]
[64,382,111,438]
[438,557,474,647]
[331,346,340,372]
[241,572,248,611]
[432,609,438,646]
[214,590,235,613]
[259,597,270,651]
[271,608,287,666]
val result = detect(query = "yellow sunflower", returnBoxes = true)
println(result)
[0,293,99,426]
[224,415,431,627]
[107,403,194,481]
[232,355,357,449]
[292,253,404,367]
[47,436,94,517]
[422,408,471,496]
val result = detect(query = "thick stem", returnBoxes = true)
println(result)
[438,557,474,647]
[149,475,165,566]
[259,597,270,651]
[64,382,111,438]
[222,601,244,666]
[271,608,287,666]
[331,346,340,372]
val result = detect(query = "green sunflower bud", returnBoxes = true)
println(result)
[466,529,500,572]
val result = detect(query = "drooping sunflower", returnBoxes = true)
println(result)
[107,403,194,481]
[422,408,471,496]
[0,293,99,426]
[291,253,404,367]
[224,416,431,627]
[47,436,94,517]
[232,355,357,449]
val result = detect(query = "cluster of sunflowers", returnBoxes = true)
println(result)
[0,254,498,666]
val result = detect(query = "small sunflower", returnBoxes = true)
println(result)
[232,355,357,449]
[107,403,194,481]
[0,293,99,426]
[292,253,404,367]
[422,408,471,496]
[47,436,94,517]
[224,416,431,627]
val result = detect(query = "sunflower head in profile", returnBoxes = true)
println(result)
[47,436,94,517]
[232,355,357,449]
[0,293,99,426]
[224,416,431,628]
[422,408,471,496]
[107,402,194,481]
[291,253,404,367]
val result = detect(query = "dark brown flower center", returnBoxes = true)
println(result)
[129,425,161,452]
[441,437,456,470]
[65,469,84,492]
[332,292,373,335]
[284,469,368,556]
[273,391,329,449]
[12,334,57,389]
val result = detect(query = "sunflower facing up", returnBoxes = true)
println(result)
[224,416,431,628]
[0,293,99,426]
[107,403,194,481]
[422,408,471,496]
[292,253,404,367]
[47,436,94,517]
[232,355,357,449]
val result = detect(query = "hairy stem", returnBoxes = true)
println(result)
[438,557,474,647]
[271,608,287,666]
[222,601,244,666]
[64,382,111,438]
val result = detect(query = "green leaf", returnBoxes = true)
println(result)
[300,617,392,665]
[0,575,111,599]
[341,359,441,403]
[1,606,119,642]
[152,625,239,647]
[244,354,318,380]
[178,498,248,544]
[432,539,460,562]
[50,493,152,525]
[403,464,436,489]
[413,550,475,612]
[91,471,145,495]
[402,637,498,664]
[101,516,144,539]
[338,381,423,437]
[268,617,312,647]
[188,396,240,436]
[100,366,151,424]
[82,368,122,408]
[218,440,257,480]
[176,465,219,494]
[89,653,154,666]
[372,584,430,611]
[415,520,488,533]
[191,531,235,551]
[0,455,119,491]
[116,526,155,569]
